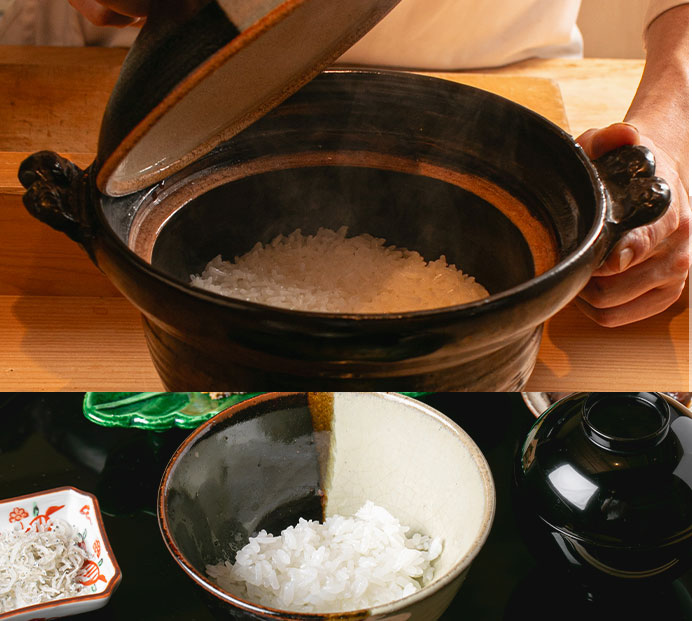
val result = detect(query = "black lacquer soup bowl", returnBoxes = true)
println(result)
[514,392,692,589]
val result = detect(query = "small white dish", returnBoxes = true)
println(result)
[0,486,122,620]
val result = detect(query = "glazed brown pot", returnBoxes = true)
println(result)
[19,70,670,390]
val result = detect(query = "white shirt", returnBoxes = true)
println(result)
[340,0,585,70]
[340,0,687,69]
[0,0,686,69]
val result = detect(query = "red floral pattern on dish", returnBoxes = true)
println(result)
[9,507,29,523]
[80,560,107,586]
[80,504,92,523]
[27,504,64,531]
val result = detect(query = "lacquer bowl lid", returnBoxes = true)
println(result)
[94,0,400,197]
[516,392,692,548]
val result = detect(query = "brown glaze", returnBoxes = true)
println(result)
[308,392,335,514]
[307,392,334,433]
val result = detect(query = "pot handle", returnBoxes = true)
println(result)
[593,144,670,237]
[18,151,93,248]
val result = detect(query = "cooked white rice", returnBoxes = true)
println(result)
[0,519,87,613]
[190,226,488,312]
[206,501,443,613]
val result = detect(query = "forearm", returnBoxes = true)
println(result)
[624,4,689,189]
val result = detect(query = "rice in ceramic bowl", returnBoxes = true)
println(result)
[158,392,495,620]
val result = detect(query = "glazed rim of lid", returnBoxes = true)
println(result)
[96,0,401,197]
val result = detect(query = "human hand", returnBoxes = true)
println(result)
[68,0,150,27]
[575,122,690,327]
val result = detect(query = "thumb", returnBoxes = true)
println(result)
[578,122,646,276]
[576,122,640,159]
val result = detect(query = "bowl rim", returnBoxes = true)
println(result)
[94,69,606,323]
[0,485,122,621]
[157,391,496,618]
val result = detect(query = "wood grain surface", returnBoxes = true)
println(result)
[0,64,121,153]
[0,47,688,391]
[0,295,161,391]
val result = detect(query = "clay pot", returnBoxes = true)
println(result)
[19,70,669,389]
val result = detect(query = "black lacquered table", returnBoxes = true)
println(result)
[1,393,690,620]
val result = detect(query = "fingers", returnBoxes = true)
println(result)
[581,229,689,304]
[576,123,640,159]
[594,201,680,276]
[577,214,690,325]
[68,0,144,26]
[575,279,687,327]
[593,144,686,278]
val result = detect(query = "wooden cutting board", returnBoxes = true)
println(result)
[0,63,568,156]
[421,71,569,132]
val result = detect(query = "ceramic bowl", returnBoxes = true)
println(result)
[521,392,573,417]
[19,70,670,390]
[0,486,122,620]
[158,392,495,620]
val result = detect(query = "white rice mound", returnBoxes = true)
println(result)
[0,519,87,613]
[190,226,488,313]
[206,501,443,614]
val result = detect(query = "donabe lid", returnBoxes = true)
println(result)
[516,393,692,547]
[95,0,400,197]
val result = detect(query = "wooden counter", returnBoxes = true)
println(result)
[0,47,688,391]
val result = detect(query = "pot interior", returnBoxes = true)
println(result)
[150,164,538,296]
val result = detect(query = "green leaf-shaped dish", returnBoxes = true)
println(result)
[83,392,430,431]
[83,392,264,431]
